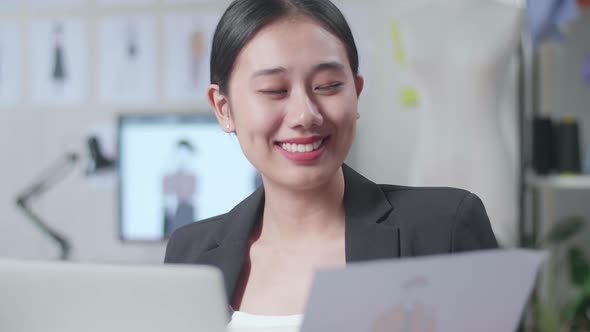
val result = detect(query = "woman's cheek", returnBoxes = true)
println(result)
[327,101,358,124]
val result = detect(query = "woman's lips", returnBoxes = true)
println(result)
[275,135,327,145]
[275,136,330,162]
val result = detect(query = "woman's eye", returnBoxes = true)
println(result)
[316,82,343,91]
[260,89,288,95]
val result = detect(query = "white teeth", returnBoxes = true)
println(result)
[280,139,324,153]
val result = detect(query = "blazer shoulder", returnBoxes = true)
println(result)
[377,184,497,253]
[164,214,226,264]
[379,184,472,214]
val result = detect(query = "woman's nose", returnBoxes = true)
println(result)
[284,89,324,130]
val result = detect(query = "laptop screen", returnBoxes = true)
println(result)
[118,113,258,242]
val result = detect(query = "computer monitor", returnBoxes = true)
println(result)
[118,113,258,242]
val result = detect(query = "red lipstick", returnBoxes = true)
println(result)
[275,136,330,162]
[276,135,327,144]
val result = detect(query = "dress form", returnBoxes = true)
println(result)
[392,0,523,245]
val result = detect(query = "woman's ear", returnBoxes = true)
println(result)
[207,84,234,133]
[355,74,365,98]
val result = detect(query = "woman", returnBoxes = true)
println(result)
[165,0,498,329]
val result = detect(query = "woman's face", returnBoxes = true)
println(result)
[209,16,363,191]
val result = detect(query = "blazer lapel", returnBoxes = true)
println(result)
[194,164,402,302]
[342,164,402,262]
[195,186,265,303]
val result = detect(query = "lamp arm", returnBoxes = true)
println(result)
[15,198,71,260]
[14,152,78,260]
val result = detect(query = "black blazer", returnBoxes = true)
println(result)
[164,164,498,302]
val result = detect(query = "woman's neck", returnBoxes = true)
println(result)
[259,167,346,245]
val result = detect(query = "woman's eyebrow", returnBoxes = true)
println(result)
[251,62,345,79]
[251,66,287,79]
[312,61,345,73]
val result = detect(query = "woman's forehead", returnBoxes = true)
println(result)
[232,16,350,76]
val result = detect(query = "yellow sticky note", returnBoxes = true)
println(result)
[391,19,419,109]
[399,86,419,108]
[391,20,406,65]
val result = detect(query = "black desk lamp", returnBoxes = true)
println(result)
[86,136,115,174]
[15,135,116,260]
[15,152,78,260]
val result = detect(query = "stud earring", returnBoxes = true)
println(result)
[226,124,230,129]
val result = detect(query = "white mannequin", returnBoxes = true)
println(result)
[391,0,523,246]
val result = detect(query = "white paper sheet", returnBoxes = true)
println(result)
[31,17,88,106]
[0,22,21,107]
[163,11,222,103]
[97,15,157,105]
[301,249,546,332]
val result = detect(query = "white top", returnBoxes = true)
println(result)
[227,310,303,332]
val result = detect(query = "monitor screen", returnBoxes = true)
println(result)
[118,113,259,242]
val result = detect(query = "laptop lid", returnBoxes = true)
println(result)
[0,260,228,332]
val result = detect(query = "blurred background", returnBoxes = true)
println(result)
[0,0,589,328]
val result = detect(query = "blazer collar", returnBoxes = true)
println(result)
[195,186,264,302]
[342,164,400,262]
[196,164,400,302]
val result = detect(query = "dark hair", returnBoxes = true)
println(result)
[177,139,195,153]
[210,0,359,94]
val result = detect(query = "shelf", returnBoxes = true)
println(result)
[526,172,590,189]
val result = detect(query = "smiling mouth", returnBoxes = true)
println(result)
[276,136,330,153]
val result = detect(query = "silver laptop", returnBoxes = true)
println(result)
[0,260,228,332]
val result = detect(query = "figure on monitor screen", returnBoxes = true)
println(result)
[162,139,198,238]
